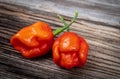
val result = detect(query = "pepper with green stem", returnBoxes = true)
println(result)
[52,12,89,69]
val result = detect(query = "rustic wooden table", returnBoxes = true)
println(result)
[0,0,120,79]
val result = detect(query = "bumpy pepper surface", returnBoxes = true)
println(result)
[10,22,54,58]
[52,32,89,69]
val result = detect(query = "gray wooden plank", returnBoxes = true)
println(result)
[0,0,120,79]
[1,0,120,27]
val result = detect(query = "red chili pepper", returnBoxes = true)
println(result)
[52,12,89,69]
[10,12,78,59]
[10,22,54,58]
[52,32,89,69]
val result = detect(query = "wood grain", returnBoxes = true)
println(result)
[0,0,120,79]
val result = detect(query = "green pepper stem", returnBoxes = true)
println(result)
[57,15,69,32]
[53,11,78,36]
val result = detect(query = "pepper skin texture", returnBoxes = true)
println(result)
[52,32,89,69]
[10,22,54,58]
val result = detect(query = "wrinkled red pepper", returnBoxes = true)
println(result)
[52,32,89,69]
[10,22,54,58]
[52,12,89,69]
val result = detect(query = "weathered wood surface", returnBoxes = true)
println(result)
[0,0,120,79]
